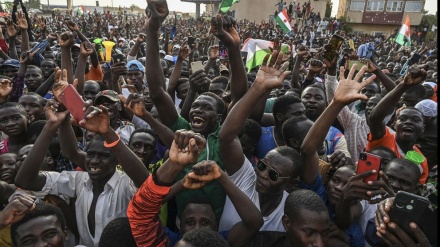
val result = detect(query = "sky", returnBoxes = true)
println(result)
[45,0,437,16]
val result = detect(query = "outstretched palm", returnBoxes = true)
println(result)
[334,65,376,104]
[254,51,290,90]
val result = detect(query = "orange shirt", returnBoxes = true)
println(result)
[366,128,428,184]
[85,65,104,81]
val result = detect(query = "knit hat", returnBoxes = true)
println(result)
[415,99,437,117]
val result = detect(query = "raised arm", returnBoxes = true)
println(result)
[301,65,376,185]
[125,94,175,148]
[127,33,146,61]
[81,104,149,188]
[167,41,188,103]
[57,31,76,84]
[368,66,426,141]
[14,100,68,191]
[74,42,94,95]
[186,161,264,247]
[220,51,290,175]
[210,15,246,111]
[144,0,179,127]
[128,129,206,247]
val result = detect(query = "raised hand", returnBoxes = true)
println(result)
[0,194,36,228]
[0,79,12,99]
[65,20,79,32]
[254,50,291,90]
[19,48,41,65]
[57,31,77,48]
[52,68,69,103]
[144,0,169,31]
[178,41,190,60]
[136,33,146,43]
[333,65,376,104]
[189,69,209,93]
[44,99,70,129]
[403,66,427,86]
[183,160,222,190]
[15,12,28,30]
[308,59,325,74]
[169,130,206,167]
[210,14,240,48]
[124,93,147,117]
[6,18,18,38]
[38,17,46,30]
[208,45,219,60]
[79,104,110,135]
[80,41,95,56]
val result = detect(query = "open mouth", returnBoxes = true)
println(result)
[402,126,414,134]
[191,116,206,129]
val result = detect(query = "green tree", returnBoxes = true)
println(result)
[23,0,41,9]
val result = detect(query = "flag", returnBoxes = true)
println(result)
[395,15,411,47]
[77,5,85,15]
[220,0,239,13]
[241,38,290,72]
[275,9,292,33]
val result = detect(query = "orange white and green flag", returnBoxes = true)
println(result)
[275,9,292,33]
[395,15,411,47]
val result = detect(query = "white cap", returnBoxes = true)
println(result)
[415,99,437,117]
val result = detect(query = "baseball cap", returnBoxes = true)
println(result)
[159,50,166,55]
[126,60,145,72]
[164,55,174,63]
[173,44,181,50]
[0,59,20,68]
[422,81,437,89]
[72,43,81,49]
[415,99,437,117]
[95,90,120,104]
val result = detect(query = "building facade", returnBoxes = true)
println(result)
[205,0,329,24]
[337,0,426,36]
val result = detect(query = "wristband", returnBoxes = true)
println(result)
[103,134,120,148]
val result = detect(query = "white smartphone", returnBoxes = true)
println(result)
[191,61,204,73]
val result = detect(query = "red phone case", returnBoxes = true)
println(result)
[58,85,85,122]
[356,152,381,183]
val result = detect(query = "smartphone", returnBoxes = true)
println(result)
[58,85,85,122]
[348,60,369,70]
[187,36,195,48]
[191,61,204,73]
[389,191,437,244]
[356,152,381,183]
[322,34,344,61]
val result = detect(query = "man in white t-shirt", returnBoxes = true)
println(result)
[218,51,302,233]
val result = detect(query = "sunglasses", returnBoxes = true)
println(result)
[256,160,290,182]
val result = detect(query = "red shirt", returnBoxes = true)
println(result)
[366,128,429,184]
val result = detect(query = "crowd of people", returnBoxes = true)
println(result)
[0,0,437,246]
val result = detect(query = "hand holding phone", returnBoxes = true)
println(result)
[356,152,381,183]
[58,85,85,122]
[191,61,204,73]
[388,191,436,244]
[323,34,344,61]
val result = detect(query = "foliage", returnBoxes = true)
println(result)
[23,0,41,9]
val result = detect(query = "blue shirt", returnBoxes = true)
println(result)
[300,175,365,247]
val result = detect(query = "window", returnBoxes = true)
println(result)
[350,1,366,11]
[405,1,423,12]
[371,31,385,36]
[366,0,385,11]
[386,1,403,11]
